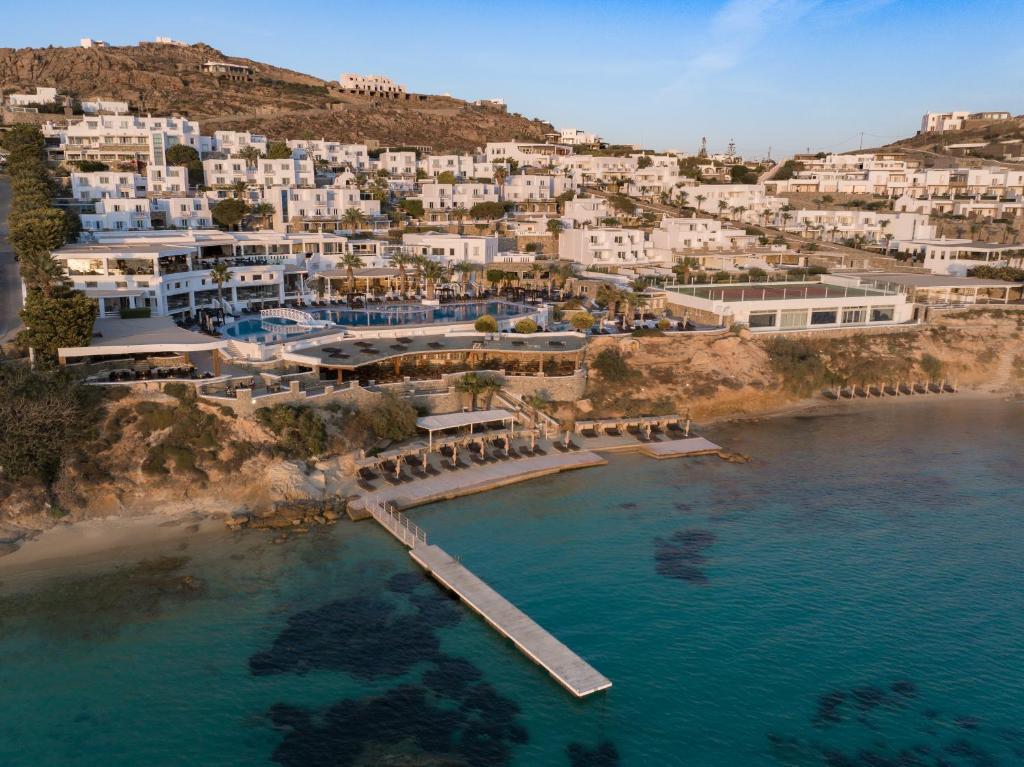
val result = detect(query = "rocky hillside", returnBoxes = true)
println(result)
[864,116,1024,166]
[0,43,554,151]
[582,308,1024,422]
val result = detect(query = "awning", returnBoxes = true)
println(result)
[417,408,514,432]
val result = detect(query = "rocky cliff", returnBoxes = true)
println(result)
[0,43,554,151]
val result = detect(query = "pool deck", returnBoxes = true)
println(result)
[410,543,613,697]
[349,449,607,517]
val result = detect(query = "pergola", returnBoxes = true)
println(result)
[416,408,515,450]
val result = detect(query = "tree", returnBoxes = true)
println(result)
[341,253,364,295]
[546,218,564,236]
[231,180,249,200]
[485,269,506,291]
[249,202,276,229]
[18,290,97,368]
[9,207,69,263]
[452,261,477,294]
[436,171,457,184]
[456,371,502,411]
[695,194,707,213]
[672,256,700,284]
[235,145,263,167]
[450,205,469,234]
[342,207,367,231]
[0,364,105,485]
[391,252,413,297]
[212,198,247,230]
[422,261,447,299]
[367,392,418,441]
[470,201,506,220]
[570,311,595,333]
[474,314,499,333]
[165,144,204,187]
[637,155,653,169]
[717,200,729,217]
[513,317,538,334]
[18,248,68,297]
[209,261,234,310]
[591,348,635,382]
[399,198,424,219]
[265,141,292,160]
[493,165,508,186]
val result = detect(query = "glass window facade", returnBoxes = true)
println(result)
[810,310,838,325]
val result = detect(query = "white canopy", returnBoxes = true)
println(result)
[417,409,514,433]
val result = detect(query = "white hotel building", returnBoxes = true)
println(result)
[419,182,500,214]
[54,115,212,165]
[286,140,370,171]
[401,232,500,265]
[52,230,378,318]
[558,227,656,267]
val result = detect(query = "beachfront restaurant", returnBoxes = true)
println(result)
[661,277,913,330]
[416,409,516,450]
[281,332,586,385]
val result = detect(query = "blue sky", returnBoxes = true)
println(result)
[6,0,1024,157]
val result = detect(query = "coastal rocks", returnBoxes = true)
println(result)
[224,500,344,533]
[653,528,716,584]
[714,450,750,463]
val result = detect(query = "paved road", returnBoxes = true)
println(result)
[0,175,22,341]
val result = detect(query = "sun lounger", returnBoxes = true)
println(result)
[532,446,547,456]
[627,425,641,435]
[385,474,402,486]
[581,428,598,438]
[411,467,427,478]
[667,422,685,434]
[565,440,579,451]
[424,464,441,476]
[605,426,622,437]
[553,442,569,452]
[471,455,486,465]
[518,446,534,457]
[357,479,376,492]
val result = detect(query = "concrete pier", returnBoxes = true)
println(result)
[410,543,612,697]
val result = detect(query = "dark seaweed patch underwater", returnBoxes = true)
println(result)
[653,528,716,584]
[253,570,528,766]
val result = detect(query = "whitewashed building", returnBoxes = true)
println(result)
[152,197,213,229]
[80,198,153,232]
[401,232,500,265]
[287,140,370,170]
[559,227,657,267]
[71,171,147,201]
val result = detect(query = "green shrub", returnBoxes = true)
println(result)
[919,353,944,380]
[513,318,538,334]
[119,307,152,318]
[763,337,831,396]
[256,404,327,458]
[368,392,419,442]
[163,382,194,403]
[631,327,664,337]
[474,315,499,333]
[134,401,177,435]
[591,349,637,382]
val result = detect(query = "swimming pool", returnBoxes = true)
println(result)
[223,301,533,343]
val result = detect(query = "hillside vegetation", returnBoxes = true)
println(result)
[0,43,553,151]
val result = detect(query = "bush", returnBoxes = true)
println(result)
[134,401,177,435]
[763,337,831,396]
[631,328,664,337]
[474,315,499,333]
[119,307,151,318]
[591,348,636,382]
[256,404,327,459]
[513,318,538,334]
[367,392,418,442]
[163,382,195,403]
[656,318,672,331]
[919,353,945,380]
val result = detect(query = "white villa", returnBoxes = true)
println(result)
[401,232,500,265]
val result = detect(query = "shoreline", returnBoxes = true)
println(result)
[2,389,1016,575]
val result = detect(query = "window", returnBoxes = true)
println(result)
[842,307,867,324]
[810,309,838,325]
[871,306,895,322]
[748,311,777,328]
[780,309,807,329]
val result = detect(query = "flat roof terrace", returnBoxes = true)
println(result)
[284,332,587,371]
[666,282,895,302]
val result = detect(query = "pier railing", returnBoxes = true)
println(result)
[368,500,427,548]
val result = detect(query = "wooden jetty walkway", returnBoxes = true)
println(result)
[365,499,612,698]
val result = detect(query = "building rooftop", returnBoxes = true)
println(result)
[59,316,227,359]
[284,332,585,370]
[666,281,895,303]
[846,272,1024,289]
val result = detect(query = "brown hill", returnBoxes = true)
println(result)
[860,115,1024,167]
[0,43,554,151]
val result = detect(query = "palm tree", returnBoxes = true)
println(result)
[493,165,508,187]
[235,146,262,168]
[452,260,476,295]
[391,252,413,298]
[342,207,367,232]
[209,260,233,312]
[717,200,729,217]
[677,190,689,209]
[231,180,248,200]
[340,253,364,296]
[456,372,502,411]
[734,205,747,222]
[450,205,469,235]
[249,202,275,230]
[422,261,448,299]
[411,255,427,296]
[781,211,794,230]
[546,218,564,236]
[695,194,707,214]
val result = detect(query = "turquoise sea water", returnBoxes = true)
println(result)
[0,399,1022,766]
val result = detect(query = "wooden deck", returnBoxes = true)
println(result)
[410,543,612,698]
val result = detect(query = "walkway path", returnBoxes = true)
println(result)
[411,543,613,697]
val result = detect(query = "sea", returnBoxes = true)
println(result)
[0,398,1021,767]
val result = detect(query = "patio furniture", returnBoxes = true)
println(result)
[357,479,376,492]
